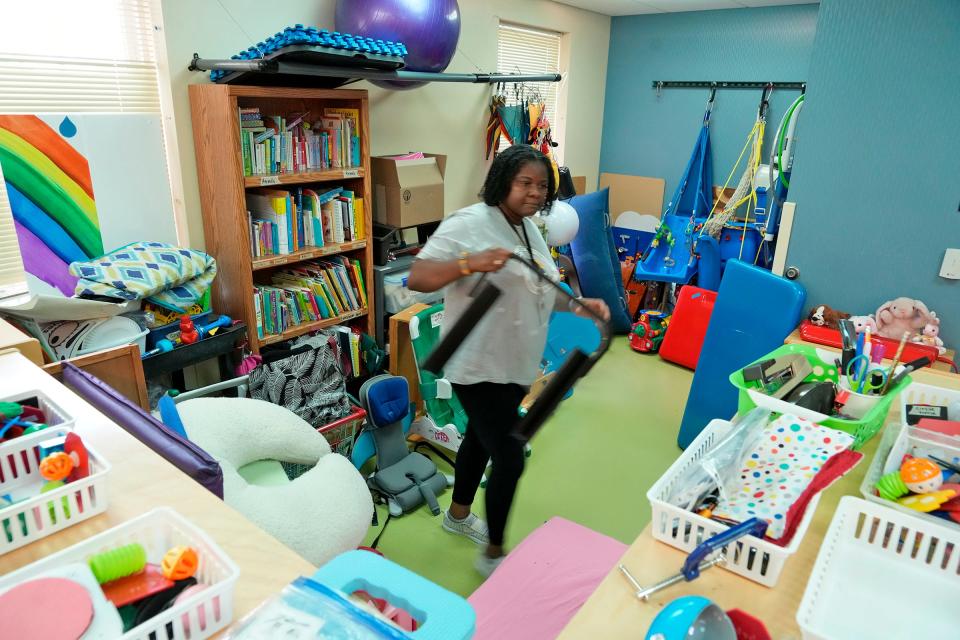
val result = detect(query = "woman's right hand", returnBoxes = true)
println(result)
[467,248,514,273]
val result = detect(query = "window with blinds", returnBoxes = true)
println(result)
[496,22,563,152]
[0,0,166,298]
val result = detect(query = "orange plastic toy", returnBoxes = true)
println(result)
[39,452,75,481]
[179,316,199,345]
[161,546,198,581]
[900,457,943,494]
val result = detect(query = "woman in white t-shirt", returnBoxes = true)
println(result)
[408,145,609,577]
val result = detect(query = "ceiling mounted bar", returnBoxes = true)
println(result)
[652,81,806,91]
[189,54,561,84]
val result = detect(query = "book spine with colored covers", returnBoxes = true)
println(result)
[354,196,365,240]
[253,289,264,339]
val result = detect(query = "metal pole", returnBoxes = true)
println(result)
[651,80,805,91]
[189,55,561,84]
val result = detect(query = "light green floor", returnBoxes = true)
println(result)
[362,337,694,597]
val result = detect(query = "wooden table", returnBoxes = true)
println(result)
[785,328,956,373]
[560,364,960,639]
[0,349,314,633]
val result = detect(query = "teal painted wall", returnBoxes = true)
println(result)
[785,0,960,348]
[600,5,819,202]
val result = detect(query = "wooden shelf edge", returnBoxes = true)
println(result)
[244,168,364,187]
[252,239,368,271]
[258,308,368,346]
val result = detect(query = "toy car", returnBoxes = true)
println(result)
[629,310,670,353]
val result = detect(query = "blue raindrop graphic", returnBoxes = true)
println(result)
[59,116,77,138]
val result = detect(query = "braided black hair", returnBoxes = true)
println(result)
[480,144,557,212]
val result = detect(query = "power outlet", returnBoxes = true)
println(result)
[940,248,960,279]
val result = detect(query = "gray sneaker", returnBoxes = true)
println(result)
[474,552,505,578]
[441,510,490,545]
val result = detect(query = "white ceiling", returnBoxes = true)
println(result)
[553,0,818,17]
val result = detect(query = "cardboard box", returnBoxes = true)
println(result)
[371,153,447,228]
[599,173,666,221]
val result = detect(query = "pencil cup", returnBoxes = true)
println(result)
[838,380,882,419]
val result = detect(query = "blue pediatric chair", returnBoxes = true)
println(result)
[358,374,449,517]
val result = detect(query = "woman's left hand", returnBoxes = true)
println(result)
[573,297,611,322]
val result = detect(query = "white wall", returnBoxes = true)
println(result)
[158,0,610,248]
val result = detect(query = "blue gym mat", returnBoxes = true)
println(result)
[677,259,806,449]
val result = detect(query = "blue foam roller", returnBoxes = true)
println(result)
[568,188,632,333]
[677,260,806,448]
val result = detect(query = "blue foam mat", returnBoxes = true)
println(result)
[677,259,805,448]
[568,188,632,333]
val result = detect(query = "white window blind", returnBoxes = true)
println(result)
[0,0,164,296]
[0,175,26,296]
[496,23,562,151]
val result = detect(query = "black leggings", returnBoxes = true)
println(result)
[451,382,527,547]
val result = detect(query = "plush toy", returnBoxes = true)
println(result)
[807,304,851,329]
[848,315,878,334]
[875,297,932,340]
[913,321,946,354]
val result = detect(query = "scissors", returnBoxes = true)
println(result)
[845,355,888,394]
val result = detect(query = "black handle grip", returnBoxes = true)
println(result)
[422,281,502,374]
[513,349,591,442]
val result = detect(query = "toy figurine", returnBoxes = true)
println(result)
[179,315,199,345]
[900,457,943,494]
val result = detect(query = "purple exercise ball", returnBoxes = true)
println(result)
[335,0,461,90]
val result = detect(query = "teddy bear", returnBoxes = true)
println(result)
[875,297,932,340]
[848,315,878,334]
[913,320,946,354]
[807,304,851,329]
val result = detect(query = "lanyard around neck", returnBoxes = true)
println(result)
[499,207,534,261]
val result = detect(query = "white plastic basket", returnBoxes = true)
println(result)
[860,420,960,530]
[1,388,77,431]
[797,496,960,639]
[899,381,960,425]
[0,507,240,640]
[1,427,111,554]
[646,418,821,587]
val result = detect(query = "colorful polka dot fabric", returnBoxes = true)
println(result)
[712,414,855,538]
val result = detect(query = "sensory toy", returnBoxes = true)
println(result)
[162,545,199,581]
[89,543,147,584]
[39,451,74,481]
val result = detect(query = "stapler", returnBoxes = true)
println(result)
[741,354,812,400]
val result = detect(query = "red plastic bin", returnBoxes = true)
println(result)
[797,321,939,367]
[659,286,717,370]
[317,405,366,458]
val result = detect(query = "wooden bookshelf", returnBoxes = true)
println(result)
[243,168,364,188]
[189,85,374,354]
[251,239,367,271]
[259,308,368,347]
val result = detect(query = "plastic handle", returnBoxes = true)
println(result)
[422,281,501,373]
[682,518,768,580]
[513,349,589,442]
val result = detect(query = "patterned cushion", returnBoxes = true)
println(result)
[70,241,217,312]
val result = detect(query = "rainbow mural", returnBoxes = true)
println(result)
[0,115,103,295]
